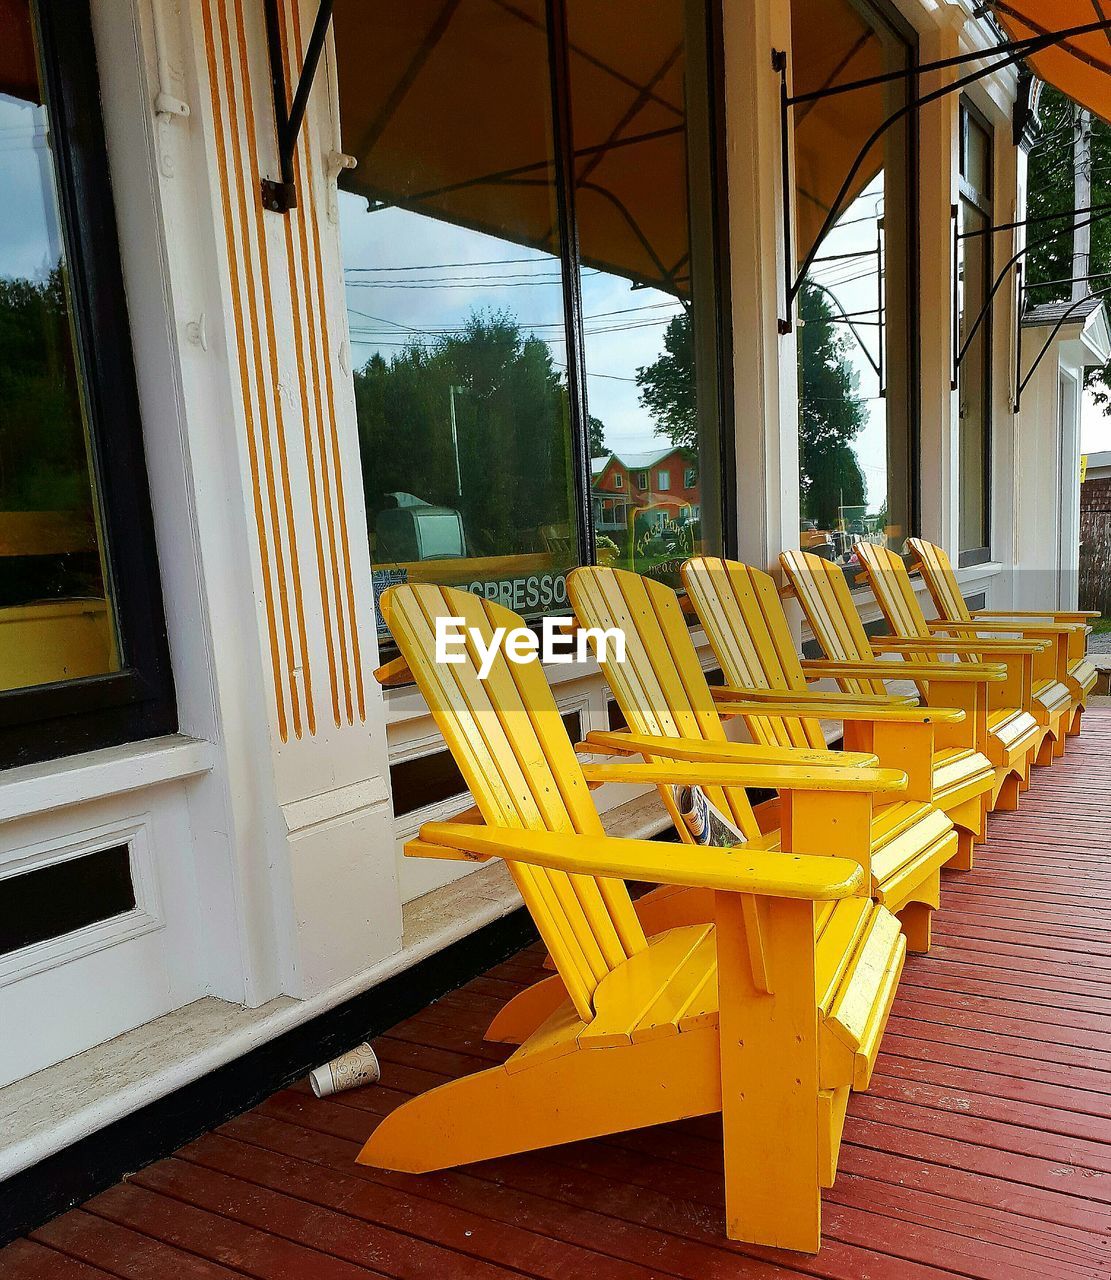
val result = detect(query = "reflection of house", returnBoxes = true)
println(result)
[591,447,699,530]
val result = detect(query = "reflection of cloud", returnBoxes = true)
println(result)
[339,195,684,457]
[0,96,63,282]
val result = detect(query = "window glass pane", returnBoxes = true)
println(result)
[958,102,993,556]
[334,0,581,633]
[791,0,914,574]
[568,0,724,588]
[0,0,120,692]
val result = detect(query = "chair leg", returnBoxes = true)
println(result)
[359,1013,721,1174]
[1036,733,1056,767]
[485,973,567,1044]
[716,892,822,1252]
[1068,705,1083,738]
[948,829,974,872]
[1052,730,1066,759]
[897,901,933,954]
[994,772,1021,812]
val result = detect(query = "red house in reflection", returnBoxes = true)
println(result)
[591,447,699,532]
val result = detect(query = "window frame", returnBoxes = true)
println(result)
[792,0,921,563]
[957,94,994,568]
[0,0,176,770]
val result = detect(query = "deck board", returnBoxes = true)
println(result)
[6,712,1111,1277]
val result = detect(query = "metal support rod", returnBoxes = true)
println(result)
[785,16,1111,107]
[286,0,335,154]
[778,16,1111,324]
[956,206,1108,370]
[774,49,794,333]
[1017,282,1111,403]
[260,0,335,213]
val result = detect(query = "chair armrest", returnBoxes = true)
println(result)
[409,823,866,901]
[580,758,907,794]
[714,696,964,726]
[870,636,1048,656]
[583,729,852,769]
[711,684,916,707]
[926,620,1078,638]
[971,609,1098,622]
[801,659,1006,682]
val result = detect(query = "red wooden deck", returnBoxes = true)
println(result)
[5,714,1111,1279]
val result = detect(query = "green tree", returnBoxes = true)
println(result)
[635,312,697,449]
[1026,87,1111,409]
[797,282,867,528]
[588,415,607,457]
[353,309,576,560]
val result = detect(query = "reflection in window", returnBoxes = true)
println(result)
[0,1,120,692]
[333,0,727,633]
[958,100,993,561]
[568,0,725,588]
[791,0,915,576]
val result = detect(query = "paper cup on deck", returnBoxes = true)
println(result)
[309,1042,381,1097]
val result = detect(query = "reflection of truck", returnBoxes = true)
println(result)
[374,492,466,562]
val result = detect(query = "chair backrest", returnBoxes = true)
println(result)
[779,550,887,696]
[681,556,826,751]
[382,583,646,1022]
[906,538,973,624]
[566,565,763,841]
[856,542,980,680]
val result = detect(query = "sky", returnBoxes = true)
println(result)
[0,94,63,282]
[338,192,687,464]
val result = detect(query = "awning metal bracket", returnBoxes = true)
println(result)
[775,16,1111,333]
[261,0,335,214]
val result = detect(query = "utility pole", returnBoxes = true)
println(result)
[1073,105,1092,301]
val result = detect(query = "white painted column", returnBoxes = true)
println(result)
[916,5,964,554]
[721,0,799,570]
[119,0,402,1003]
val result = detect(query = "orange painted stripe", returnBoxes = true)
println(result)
[276,1,341,728]
[200,0,288,742]
[289,0,367,723]
[227,0,313,737]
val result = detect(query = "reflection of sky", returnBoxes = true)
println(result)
[339,192,684,460]
[0,94,62,282]
[804,172,887,511]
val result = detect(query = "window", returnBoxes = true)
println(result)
[957,99,993,564]
[657,470,671,491]
[333,0,730,639]
[791,0,917,574]
[613,472,624,490]
[0,1,174,768]
[684,466,696,488]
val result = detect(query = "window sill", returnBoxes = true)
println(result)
[0,734,217,825]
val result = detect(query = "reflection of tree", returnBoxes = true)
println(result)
[588,415,607,457]
[798,281,867,528]
[0,268,88,511]
[635,313,696,449]
[1026,87,1111,412]
[353,309,576,559]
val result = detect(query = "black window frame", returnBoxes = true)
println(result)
[0,0,176,769]
[957,95,994,567]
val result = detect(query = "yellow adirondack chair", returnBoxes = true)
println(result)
[779,550,1000,868]
[854,542,1043,803]
[567,565,957,954]
[360,582,909,1252]
[908,537,1094,744]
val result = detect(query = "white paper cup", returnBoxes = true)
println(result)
[309,1042,381,1098]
